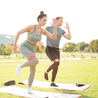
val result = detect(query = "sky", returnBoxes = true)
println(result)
[0,0,98,48]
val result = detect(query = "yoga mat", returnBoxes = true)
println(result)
[19,79,90,91]
[0,86,82,98]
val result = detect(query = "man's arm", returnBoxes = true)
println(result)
[63,22,71,40]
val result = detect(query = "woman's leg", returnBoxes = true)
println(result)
[16,46,39,77]
[21,57,39,68]
[19,44,39,68]
[17,42,38,94]
[28,66,36,87]
[27,66,36,94]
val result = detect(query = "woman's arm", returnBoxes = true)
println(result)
[13,25,33,53]
[42,28,57,40]
[42,18,57,40]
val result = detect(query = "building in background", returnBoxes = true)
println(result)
[0,34,15,46]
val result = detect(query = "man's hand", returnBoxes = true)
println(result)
[50,18,58,28]
[38,42,43,51]
[64,22,70,30]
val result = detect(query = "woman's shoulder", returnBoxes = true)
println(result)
[27,25,34,29]
[27,25,35,33]
[41,28,45,33]
[41,27,49,34]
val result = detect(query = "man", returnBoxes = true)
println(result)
[40,16,71,87]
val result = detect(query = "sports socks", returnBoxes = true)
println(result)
[27,88,34,94]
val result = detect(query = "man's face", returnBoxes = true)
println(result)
[57,18,63,27]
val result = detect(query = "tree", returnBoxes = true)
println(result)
[84,47,90,52]
[90,39,98,52]
[77,42,89,51]
[89,40,95,52]
[62,42,76,52]
[35,45,40,53]
[35,42,45,53]
[80,43,89,50]
[5,43,13,55]
[0,45,3,55]
[2,45,6,55]
[68,44,74,52]
[0,43,13,56]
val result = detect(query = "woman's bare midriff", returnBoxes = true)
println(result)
[26,39,37,45]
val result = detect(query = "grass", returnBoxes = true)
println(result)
[0,58,98,98]
[0,52,98,60]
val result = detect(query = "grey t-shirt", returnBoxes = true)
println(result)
[46,26,66,48]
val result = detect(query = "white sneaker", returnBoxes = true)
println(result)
[27,88,34,94]
[16,65,21,77]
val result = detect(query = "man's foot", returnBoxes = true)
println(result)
[44,71,48,80]
[27,88,34,94]
[50,83,58,87]
[16,65,21,77]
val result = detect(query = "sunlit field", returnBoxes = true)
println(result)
[0,53,98,98]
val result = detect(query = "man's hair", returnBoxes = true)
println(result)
[55,16,63,20]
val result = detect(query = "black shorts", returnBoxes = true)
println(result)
[46,45,60,61]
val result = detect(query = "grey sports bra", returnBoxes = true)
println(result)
[27,25,42,43]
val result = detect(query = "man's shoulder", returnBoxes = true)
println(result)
[58,27,66,34]
[45,26,53,29]
[58,27,63,31]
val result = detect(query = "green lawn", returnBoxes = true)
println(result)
[0,59,98,98]
[0,52,98,60]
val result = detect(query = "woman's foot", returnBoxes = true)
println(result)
[50,83,58,87]
[44,71,48,80]
[27,88,34,94]
[16,65,21,77]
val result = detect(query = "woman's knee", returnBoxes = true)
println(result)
[34,58,39,65]
[29,55,39,65]
[30,66,36,73]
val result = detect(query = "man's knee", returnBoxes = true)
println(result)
[55,61,60,66]
[55,59,60,65]
[53,60,60,68]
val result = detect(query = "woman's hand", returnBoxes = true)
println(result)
[13,45,18,53]
[38,41,43,51]
[51,18,58,28]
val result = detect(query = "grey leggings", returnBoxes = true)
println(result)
[19,40,39,87]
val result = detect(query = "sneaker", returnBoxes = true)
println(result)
[27,88,34,94]
[50,83,58,87]
[16,65,21,77]
[44,72,48,80]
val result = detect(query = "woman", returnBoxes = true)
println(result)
[39,16,71,87]
[13,11,57,94]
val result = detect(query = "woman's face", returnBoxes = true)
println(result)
[39,16,47,26]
